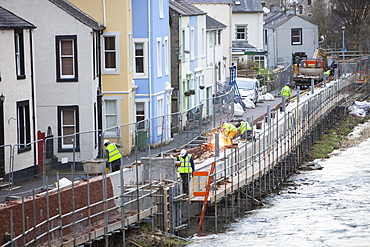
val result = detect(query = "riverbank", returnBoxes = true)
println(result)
[121,223,188,247]
[122,114,370,247]
[300,114,369,168]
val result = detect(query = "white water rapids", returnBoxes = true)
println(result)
[189,122,370,247]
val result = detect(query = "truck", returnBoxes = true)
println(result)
[292,49,328,88]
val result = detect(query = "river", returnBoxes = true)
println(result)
[189,124,370,247]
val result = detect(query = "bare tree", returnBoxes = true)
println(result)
[331,0,370,50]
[308,0,335,49]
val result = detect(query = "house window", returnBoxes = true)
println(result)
[218,30,222,45]
[291,28,302,45]
[299,5,303,14]
[104,100,119,135]
[15,30,26,80]
[254,56,265,68]
[58,106,79,151]
[56,35,78,82]
[202,28,205,53]
[136,102,146,129]
[218,62,221,81]
[133,39,148,77]
[157,38,162,77]
[308,0,312,5]
[164,37,169,75]
[191,28,195,60]
[102,32,120,74]
[17,100,31,153]
[181,30,186,61]
[236,25,247,41]
[135,43,144,74]
[157,97,164,135]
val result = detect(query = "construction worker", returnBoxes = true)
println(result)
[222,122,237,145]
[177,149,195,196]
[238,120,252,140]
[281,83,291,98]
[325,69,331,76]
[104,139,122,172]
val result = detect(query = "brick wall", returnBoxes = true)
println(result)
[0,176,117,246]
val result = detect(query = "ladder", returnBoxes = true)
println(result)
[229,65,247,111]
[198,161,216,231]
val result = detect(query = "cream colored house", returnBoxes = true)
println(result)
[68,0,135,154]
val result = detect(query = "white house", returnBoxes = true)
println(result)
[0,0,105,175]
[188,0,233,83]
[264,11,318,68]
[170,0,207,114]
[232,0,265,68]
[0,7,37,182]
[205,15,227,96]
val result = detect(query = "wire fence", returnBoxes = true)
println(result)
[0,55,368,246]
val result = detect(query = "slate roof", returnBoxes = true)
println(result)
[188,0,233,4]
[206,15,227,29]
[263,12,296,29]
[0,7,36,29]
[49,0,105,31]
[232,0,263,13]
[232,41,256,49]
[169,0,206,16]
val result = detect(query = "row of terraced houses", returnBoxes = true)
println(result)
[0,0,319,182]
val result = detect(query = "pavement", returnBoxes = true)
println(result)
[0,95,285,203]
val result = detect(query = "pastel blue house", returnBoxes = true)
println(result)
[132,0,172,147]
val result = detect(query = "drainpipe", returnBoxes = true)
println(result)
[29,29,37,167]
[97,30,104,158]
[147,0,152,146]
[102,0,107,26]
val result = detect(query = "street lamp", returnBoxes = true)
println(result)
[342,26,345,60]
[0,93,5,103]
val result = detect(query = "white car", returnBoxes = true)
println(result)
[236,77,261,104]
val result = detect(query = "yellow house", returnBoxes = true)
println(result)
[67,0,134,154]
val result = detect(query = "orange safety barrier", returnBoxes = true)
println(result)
[198,161,216,231]
[192,171,209,197]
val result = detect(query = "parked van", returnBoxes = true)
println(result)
[236,77,261,104]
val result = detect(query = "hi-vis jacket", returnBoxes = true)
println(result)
[239,121,251,134]
[106,143,122,162]
[281,86,291,98]
[223,122,237,135]
[178,154,193,174]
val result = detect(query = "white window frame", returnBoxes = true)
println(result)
[15,29,26,79]
[103,96,122,138]
[236,25,248,41]
[17,100,31,151]
[57,106,79,151]
[291,28,302,45]
[254,55,265,68]
[157,96,164,136]
[133,38,148,78]
[159,0,164,18]
[163,37,169,75]
[135,99,149,130]
[156,37,162,77]
[102,32,121,74]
